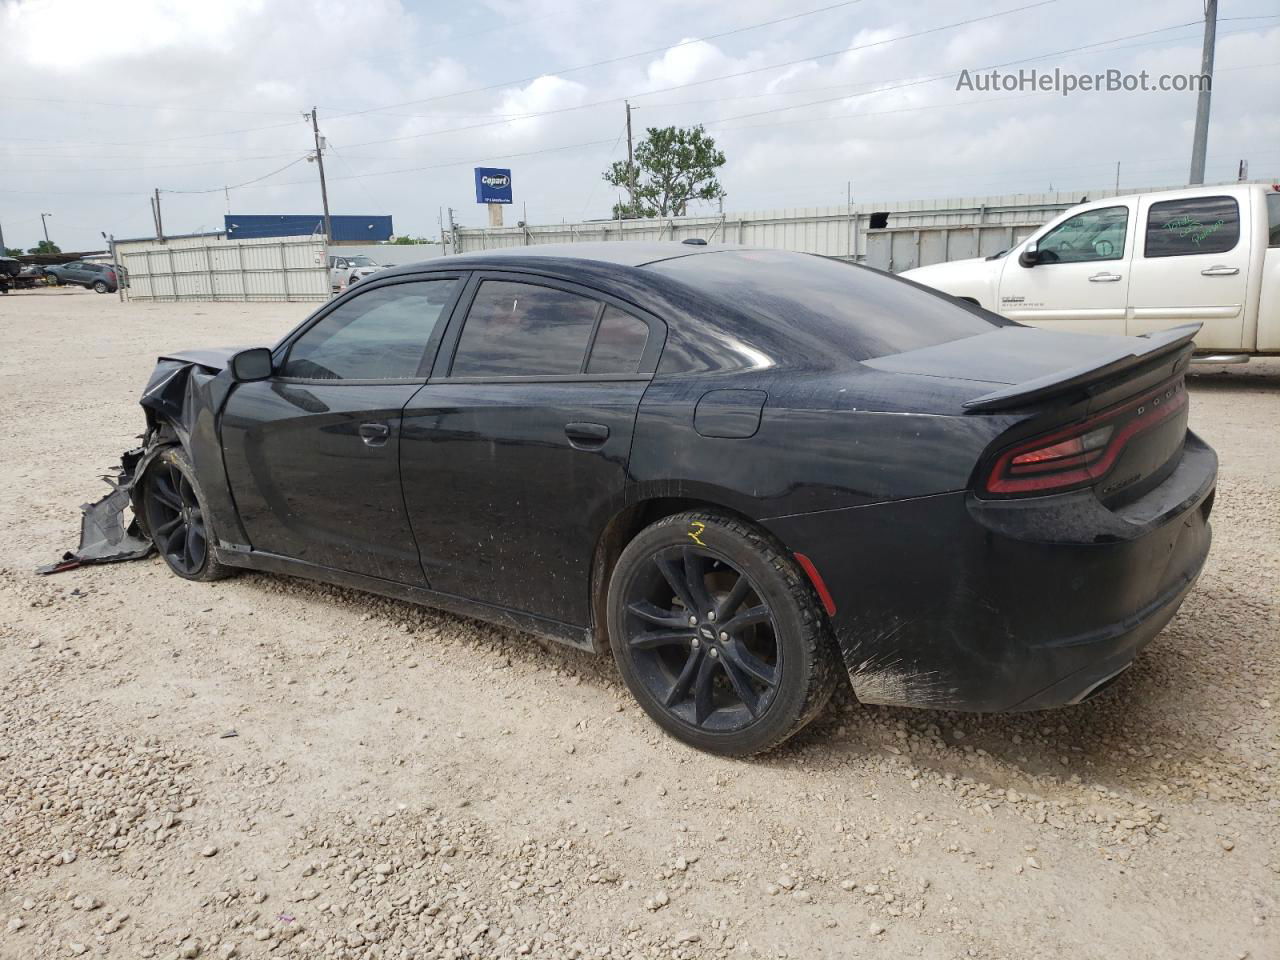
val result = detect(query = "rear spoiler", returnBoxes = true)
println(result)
[962,323,1201,411]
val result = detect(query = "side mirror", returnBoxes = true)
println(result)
[230,347,274,382]
[1018,242,1040,268]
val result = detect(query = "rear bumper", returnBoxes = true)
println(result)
[762,432,1217,712]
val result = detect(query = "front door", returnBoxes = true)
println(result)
[1127,192,1251,349]
[400,274,661,626]
[220,276,463,584]
[996,202,1135,334]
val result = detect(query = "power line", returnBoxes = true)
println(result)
[328,1,1061,153]
[324,0,874,121]
[140,18,1261,195]
[159,155,311,195]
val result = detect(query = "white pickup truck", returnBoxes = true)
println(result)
[902,183,1280,361]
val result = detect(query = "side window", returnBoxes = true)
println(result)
[1037,206,1128,263]
[451,280,601,377]
[1144,195,1240,257]
[587,306,649,374]
[282,279,459,380]
[1265,193,1280,248]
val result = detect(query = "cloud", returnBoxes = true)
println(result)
[0,0,1276,248]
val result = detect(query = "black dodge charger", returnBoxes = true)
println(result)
[130,243,1215,756]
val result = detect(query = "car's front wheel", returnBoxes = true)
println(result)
[141,447,234,582]
[607,511,840,756]
[45,274,60,286]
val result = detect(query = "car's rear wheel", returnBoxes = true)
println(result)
[607,511,840,756]
[142,447,234,582]
[92,280,109,294]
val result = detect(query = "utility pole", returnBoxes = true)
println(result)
[625,101,636,217]
[0,219,6,254]
[1115,161,1120,192]
[1189,0,1217,185]
[306,107,333,242]
[40,212,52,245]
[152,190,165,242]
[447,207,458,254]
[103,232,124,302]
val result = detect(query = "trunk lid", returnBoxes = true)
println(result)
[864,324,1200,502]
[862,324,1199,407]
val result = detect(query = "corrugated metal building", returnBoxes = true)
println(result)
[224,214,393,243]
[115,233,328,301]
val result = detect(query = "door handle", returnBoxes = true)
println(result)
[1088,272,1122,282]
[1201,265,1239,277]
[359,421,390,446]
[565,422,610,448]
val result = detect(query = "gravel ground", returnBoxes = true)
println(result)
[1,288,1276,960]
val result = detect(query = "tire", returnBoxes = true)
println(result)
[607,510,840,757]
[141,446,235,582]
[46,274,60,286]
[92,280,109,294]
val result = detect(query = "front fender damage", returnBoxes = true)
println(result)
[38,357,233,574]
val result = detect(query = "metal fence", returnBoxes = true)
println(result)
[451,180,1258,273]
[116,235,329,301]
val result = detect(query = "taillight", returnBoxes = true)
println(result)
[983,376,1186,496]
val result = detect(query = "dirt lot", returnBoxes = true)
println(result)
[1,287,1276,960]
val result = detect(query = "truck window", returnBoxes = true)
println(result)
[1267,193,1280,248]
[1144,195,1240,258]
[1036,206,1128,264]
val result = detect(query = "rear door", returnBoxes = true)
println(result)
[65,262,92,285]
[995,202,1135,334]
[220,275,464,583]
[1127,193,1251,349]
[400,273,663,626]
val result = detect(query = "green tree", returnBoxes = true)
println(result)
[603,124,726,219]
[4,247,24,257]
[28,240,61,255]
[390,235,433,245]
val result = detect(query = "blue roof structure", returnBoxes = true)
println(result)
[225,214,394,242]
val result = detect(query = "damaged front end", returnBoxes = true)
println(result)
[41,349,247,574]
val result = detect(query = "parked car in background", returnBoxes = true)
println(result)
[44,260,122,293]
[1,259,53,293]
[902,183,1280,362]
[0,257,20,293]
[328,254,384,290]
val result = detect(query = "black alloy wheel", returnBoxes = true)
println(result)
[145,459,208,576]
[623,545,780,731]
[608,511,839,756]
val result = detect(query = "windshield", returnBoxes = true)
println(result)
[649,250,1001,361]
[347,256,376,267]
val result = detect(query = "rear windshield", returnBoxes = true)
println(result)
[648,250,998,360]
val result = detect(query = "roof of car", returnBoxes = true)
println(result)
[408,241,726,270]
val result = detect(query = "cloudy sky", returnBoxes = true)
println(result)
[1,0,1276,251]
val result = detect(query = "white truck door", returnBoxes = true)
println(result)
[1127,192,1250,349]
[995,201,1134,334]
[1257,192,1280,352]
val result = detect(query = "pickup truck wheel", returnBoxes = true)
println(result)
[92,280,109,294]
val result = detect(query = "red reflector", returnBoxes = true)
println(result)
[794,552,837,617]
